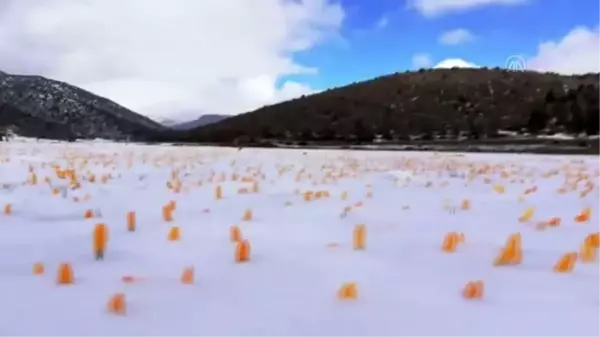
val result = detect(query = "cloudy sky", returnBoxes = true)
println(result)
[0,0,598,122]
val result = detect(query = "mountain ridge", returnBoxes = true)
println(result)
[0,68,598,153]
[177,68,599,144]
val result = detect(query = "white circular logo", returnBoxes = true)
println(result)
[505,55,527,71]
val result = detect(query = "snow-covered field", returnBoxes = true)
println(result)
[0,139,598,336]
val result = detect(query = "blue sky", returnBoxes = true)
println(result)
[2,0,596,119]
[286,0,600,90]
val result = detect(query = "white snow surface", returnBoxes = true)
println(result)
[0,139,598,336]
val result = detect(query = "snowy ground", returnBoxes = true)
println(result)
[0,139,598,336]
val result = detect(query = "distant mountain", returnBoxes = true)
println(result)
[157,118,181,128]
[0,71,167,141]
[169,114,229,130]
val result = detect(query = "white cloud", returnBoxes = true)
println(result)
[413,55,478,69]
[438,28,475,45]
[412,53,433,68]
[408,0,526,17]
[422,26,598,75]
[526,26,600,75]
[0,0,344,121]
[434,58,479,68]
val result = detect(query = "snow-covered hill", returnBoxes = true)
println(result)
[0,71,166,141]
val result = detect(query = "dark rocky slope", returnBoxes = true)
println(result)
[0,103,75,140]
[0,70,166,141]
[178,68,599,145]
